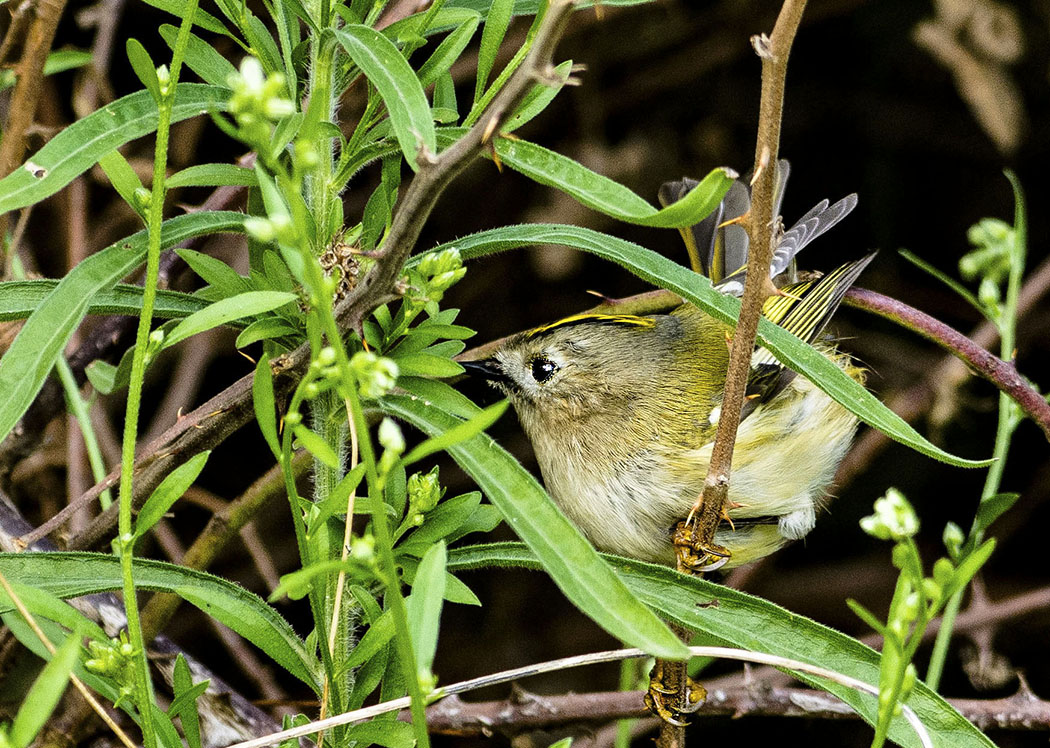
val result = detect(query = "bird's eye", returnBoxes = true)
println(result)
[530,356,558,383]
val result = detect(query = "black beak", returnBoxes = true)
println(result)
[461,358,509,384]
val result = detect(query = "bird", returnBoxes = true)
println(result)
[463,161,872,570]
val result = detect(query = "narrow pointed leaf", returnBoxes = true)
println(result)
[491,141,735,228]
[0,552,320,691]
[333,26,436,170]
[162,291,296,348]
[0,84,230,214]
[0,281,210,322]
[133,451,211,540]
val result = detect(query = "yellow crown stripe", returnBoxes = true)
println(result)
[527,313,656,338]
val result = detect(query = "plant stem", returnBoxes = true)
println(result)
[925,173,1027,690]
[55,358,113,509]
[115,8,202,744]
[343,384,432,748]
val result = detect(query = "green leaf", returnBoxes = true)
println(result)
[0,552,321,691]
[397,377,482,419]
[492,143,735,228]
[0,50,92,93]
[380,395,689,659]
[133,451,211,540]
[85,360,117,394]
[397,492,483,556]
[126,39,162,102]
[253,354,281,460]
[447,0,655,14]
[293,425,341,469]
[333,26,437,171]
[159,25,239,88]
[505,59,572,132]
[169,655,206,748]
[236,317,300,348]
[0,83,230,214]
[9,634,81,748]
[417,13,480,88]
[344,720,415,748]
[474,0,513,102]
[176,248,251,297]
[0,211,246,444]
[419,224,991,468]
[973,493,1020,536]
[167,163,258,189]
[390,352,464,378]
[405,541,446,675]
[346,609,395,669]
[139,0,232,35]
[0,280,210,322]
[98,149,146,219]
[311,463,367,530]
[448,542,996,748]
[944,539,996,601]
[162,291,296,348]
[401,400,509,466]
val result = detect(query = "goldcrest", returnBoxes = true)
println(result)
[465,162,872,568]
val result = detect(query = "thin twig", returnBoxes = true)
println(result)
[0,0,70,271]
[422,684,1050,735]
[659,4,808,744]
[844,286,1050,440]
[219,646,933,748]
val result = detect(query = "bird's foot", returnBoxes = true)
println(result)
[645,661,707,725]
[673,519,731,574]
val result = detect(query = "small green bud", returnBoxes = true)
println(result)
[900,664,918,701]
[284,411,302,427]
[932,557,955,588]
[860,488,919,542]
[156,64,171,96]
[350,351,399,399]
[133,187,152,211]
[378,418,405,454]
[149,329,165,346]
[269,213,295,244]
[351,533,375,562]
[408,466,443,514]
[303,382,320,399]
[922,577,942,606]
[942,522,965,559]
[891,542,910,571]
[317,346,337,367]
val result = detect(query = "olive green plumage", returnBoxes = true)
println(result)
[465,162,872,568]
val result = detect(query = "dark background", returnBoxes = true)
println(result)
[4,0,1049,745]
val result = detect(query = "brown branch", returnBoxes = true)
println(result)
[844,286,1050,440]
[659,4,807,745]
[837,250,1050,486]
[421,685,1050,736]
[0,0,69,268]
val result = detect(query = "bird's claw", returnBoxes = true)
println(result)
[673,520,731,573]
[645,666,707,725]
